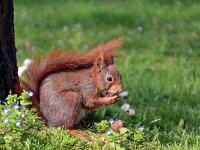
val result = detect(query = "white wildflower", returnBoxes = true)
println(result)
[18,58,32,76]
[23,58,32,66]
[127,108,135,116]
[121,103,130,112]
[18,66,27,76]
[119,91,129,98]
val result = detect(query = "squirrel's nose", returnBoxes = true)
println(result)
[115,88,122,97]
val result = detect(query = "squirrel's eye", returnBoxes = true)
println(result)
[107,76,113,82]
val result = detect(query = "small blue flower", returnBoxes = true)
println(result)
[20,113,25,118]
[109,118,115,124]
[138,126,144,131]
[14,104,20,109]
[4,118,9,123]
[3,108,9,114]
[0,99,6,103]
[106,130,113,135]
[15,120,21,126]
[28,91,33,97]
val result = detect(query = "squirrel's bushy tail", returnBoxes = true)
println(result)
[21,38,123,113]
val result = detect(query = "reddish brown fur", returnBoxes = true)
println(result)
[21,38,124,140]
[23,38,123,97]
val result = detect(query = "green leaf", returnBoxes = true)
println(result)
[3,135,12,144]
[119,127,129,135]
[18,91,29,100]
[20,100,32,106]
[177,118,185,129]
[6,94,17,104]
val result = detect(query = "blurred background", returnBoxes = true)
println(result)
[14,0,200,144]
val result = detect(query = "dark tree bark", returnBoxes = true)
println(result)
[0,0,21,99]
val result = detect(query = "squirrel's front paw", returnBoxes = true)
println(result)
[111,96,119,103]
[109,95,120,103]
[100,95,119,105]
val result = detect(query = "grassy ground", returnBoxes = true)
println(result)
[13,0,200,149]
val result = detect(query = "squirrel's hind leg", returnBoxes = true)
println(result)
[40,89,81,128]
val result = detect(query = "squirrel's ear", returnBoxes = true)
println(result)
[95,53,106,72]
[96,57,105,69]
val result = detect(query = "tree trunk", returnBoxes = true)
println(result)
[0,0,21,99]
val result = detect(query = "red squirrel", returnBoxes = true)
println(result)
[21,38,123,140]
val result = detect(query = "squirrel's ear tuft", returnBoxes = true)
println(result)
[95,52,106,72]
[96,57,104,68]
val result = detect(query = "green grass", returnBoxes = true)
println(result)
[13,0,200,149]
